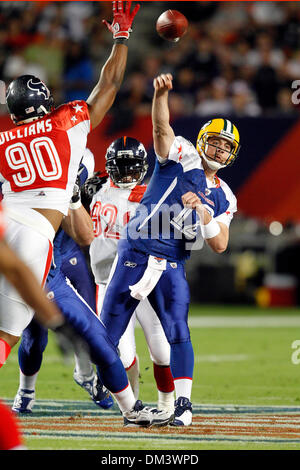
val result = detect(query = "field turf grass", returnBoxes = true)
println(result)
[1,304,300,451]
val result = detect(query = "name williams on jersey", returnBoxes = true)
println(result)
[0,119,52,145]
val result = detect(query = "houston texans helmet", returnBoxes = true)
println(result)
[105,136,148,189]
[6,75,54,124]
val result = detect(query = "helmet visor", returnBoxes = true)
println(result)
[106,156,148,185]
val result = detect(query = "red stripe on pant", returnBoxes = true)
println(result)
[0,339,11,369]
[126,356,137,371]
[41,241,53,288]
[174,377,193,381]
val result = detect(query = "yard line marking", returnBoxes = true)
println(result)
[187,315,300,328]
[4,400,300,445]
[4,399,300,415]
[195,354,250,363]
[22,430,300,444]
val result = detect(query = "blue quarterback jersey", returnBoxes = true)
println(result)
[125,136,237,262]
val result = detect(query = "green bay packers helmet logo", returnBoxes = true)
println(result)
[201,120,212,130]
[196,118,241,169]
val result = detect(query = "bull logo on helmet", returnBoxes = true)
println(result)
[27,78,50,99]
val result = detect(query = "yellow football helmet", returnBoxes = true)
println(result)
[196,118,240,170]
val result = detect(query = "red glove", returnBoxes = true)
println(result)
[103,1,140,40]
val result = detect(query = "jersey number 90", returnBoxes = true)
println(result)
[5,137,62,188]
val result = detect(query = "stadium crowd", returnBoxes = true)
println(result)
[0,1,299,129]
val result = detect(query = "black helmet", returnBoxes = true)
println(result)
[6,75,54,124]
[105,136,148,189]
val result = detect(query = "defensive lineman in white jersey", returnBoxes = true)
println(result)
[88,136,175,414]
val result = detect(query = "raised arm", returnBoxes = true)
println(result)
[152,73,176,160]
[86,1,140,129]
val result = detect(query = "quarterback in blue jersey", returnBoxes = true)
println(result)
[100,73,241,426]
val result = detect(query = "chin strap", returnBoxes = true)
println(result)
[16,110,50,125]
[201,152,226,171]
[116,182,137,189]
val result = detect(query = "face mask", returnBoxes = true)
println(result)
[201,151,226,171]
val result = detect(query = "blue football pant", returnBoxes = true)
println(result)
[61,246,96,312]
[101,241,194,380]
[18,272,128,393]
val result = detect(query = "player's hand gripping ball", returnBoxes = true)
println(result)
[156,10,188,42]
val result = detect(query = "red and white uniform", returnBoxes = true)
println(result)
[0,100,91,336]
[90,179,170,369]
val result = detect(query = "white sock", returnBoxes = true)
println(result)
[19,370,38,391]
[158,390,174,412]
[73,338,94,379]
[112,384,136,413]
[174,378,192,401]
[126,356,140,400]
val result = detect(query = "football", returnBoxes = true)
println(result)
[156,10,188,42]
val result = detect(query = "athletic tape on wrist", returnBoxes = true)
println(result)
[69,200,82,210]
[114,38,129,44]
[201,218,220,239]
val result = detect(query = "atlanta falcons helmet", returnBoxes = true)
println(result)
[105,136,148,189]
[196,118,240,171]
[6,75,54,124]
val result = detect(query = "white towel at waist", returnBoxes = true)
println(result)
[129,255,167,301]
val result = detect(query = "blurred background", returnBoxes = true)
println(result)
[0,1,300,308]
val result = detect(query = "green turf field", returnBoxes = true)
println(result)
[2,304,300,450]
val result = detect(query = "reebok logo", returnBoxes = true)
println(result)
[124,261,137,268]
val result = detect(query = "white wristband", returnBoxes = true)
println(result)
[69,200,82,210]
[201,218,220,239]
